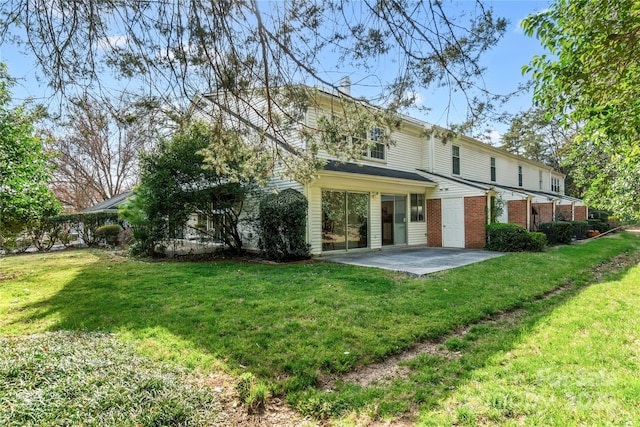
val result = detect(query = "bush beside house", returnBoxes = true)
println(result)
[485,223,547,252]
[258,189,310,262]
[538,222,575,245]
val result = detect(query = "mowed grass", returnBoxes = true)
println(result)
[1,232,639,423]
[418,245,640,426]
[1,332,221,426]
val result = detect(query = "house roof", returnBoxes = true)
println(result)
[311,88,562,174]
[417,171,583,205]
[323,161,435,184]
[417,170,490,191]
[82,191,133,213]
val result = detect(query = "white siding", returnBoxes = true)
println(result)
[308,173,432,254]
[384,126,424,172]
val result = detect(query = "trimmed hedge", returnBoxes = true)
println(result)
[95,224,123,246]
[538,222,574,245]
[569,220,589,240]
[588,219,610,233]
[485,223,547,252]
[52,212,121,247]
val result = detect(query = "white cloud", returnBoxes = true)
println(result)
[97,35,128,50]
[481,129,502,146]
[408,90,424,107]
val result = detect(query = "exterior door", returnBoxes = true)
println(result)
[442,198,465,248]
[381,195,407,246]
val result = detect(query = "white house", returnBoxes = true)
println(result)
[193,86,586,255]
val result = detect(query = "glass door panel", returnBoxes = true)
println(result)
[347,192,369,249]
[322,190,346,251]
[394,196,407,245]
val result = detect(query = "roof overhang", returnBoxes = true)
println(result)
[320,161,437,188]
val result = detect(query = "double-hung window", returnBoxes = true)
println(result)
[363,128,385,160]
[518,166,523,187]
[410,193,425,222]
[490,157,496,182]
[539,170,543,190]
[452,145,461,175]
[551,177,560,192]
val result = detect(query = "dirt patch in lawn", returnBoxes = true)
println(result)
[198,372,317,426]
[0,271,23,282]
[320,239,640,390]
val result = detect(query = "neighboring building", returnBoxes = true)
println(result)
[81,191,133,213]
[193,87,586,255]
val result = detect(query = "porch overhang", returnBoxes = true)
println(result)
[321,161,437,189]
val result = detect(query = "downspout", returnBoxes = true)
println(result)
[526,196,532,231]
[487,192,492,225]
[571,201,576,221]
[552,198,557,221]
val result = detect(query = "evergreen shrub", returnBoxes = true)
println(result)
[95,224,123,246]
[538,221,574,245]
[258,189,310,261]
[485,223,546,252]
[568,220,589,240]
[587,219,610,233]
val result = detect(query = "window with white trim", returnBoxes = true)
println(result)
[358,128,386,160]
[551,177,560,192]
[539,170,543,190]
[452,145,461,175]
[410,193,425,222]
[490,157,496,182]
[518,166,523,187]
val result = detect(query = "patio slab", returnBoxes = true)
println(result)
[324,246,505,276]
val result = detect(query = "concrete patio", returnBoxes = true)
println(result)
[324,246,505,276]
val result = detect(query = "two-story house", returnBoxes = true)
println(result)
[194,86,586,255]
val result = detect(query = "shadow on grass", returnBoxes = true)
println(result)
[288,248,640,418]
[9,233,640,420]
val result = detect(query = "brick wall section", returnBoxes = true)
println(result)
[556,205,573,221]
[532,202,553,229]
[508,200,528,229]
[574,206,587,221]
[464,196,487,249]
[426,199,442,247]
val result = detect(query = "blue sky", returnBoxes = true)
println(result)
[0,1,551,142]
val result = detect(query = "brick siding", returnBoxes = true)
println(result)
[531,202,553,230]
[556,204,573,221]
[574,205,587,221]
[464,196,487,249]
[508,200,528,229]
[426,199,442,247]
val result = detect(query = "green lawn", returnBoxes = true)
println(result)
[418,242,640,426]
[1,232,639,424]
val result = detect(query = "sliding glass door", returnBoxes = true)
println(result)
[322,190,369,251]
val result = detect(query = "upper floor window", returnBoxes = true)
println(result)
[539,170,543,190]
[518,166,523,187]
[490,157,496,182]
[358,128,386,160]
[452,145,461,175]
[551,177,560,192]
[410,193,425,222]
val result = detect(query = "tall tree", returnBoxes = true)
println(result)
[0,64,60,237]
[522,0,640,218]
[501,108,582,197]
[1,0,507,181]
[122,120,264,256]
[49,94,159,211]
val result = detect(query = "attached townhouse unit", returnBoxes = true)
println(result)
[194,86,586,256]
